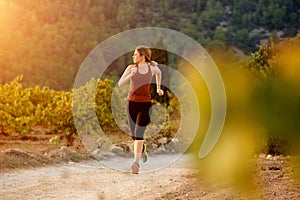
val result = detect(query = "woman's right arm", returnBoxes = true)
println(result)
[118,65,136,87]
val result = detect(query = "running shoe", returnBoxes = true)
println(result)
[131,162,140,174]
[141,143,148,163]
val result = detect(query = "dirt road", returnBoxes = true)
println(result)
[1,152,300,200]
[0,154,196,200]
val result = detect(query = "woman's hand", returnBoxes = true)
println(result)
[150,61,158,66]
[157,88,164,96]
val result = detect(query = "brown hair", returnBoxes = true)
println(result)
[135,45,151,62]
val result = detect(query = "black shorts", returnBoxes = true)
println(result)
[126,100,152,140]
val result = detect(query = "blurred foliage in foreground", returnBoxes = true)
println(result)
[246,35,300,155]
[188,34,300,195]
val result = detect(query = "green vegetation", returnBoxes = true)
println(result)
[0,76,179,147]
[0,0,299,90]
[245,35,300,155]
[0,76,73,138]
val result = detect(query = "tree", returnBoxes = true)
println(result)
[271,7,286,29]
[213,26,226,41]
[225,26,235,43]
[116,0,137,30]
[246,39,278,80]
[236,29,251,50]
[200,0,225,31]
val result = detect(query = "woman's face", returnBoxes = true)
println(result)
[132,49,143,64]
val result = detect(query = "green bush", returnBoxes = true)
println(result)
[1,76,181,148]
[0,76,118,141]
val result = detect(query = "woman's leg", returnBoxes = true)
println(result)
[133,102,151,163]
[133,139,144,163]
[135,102,152,138]
[129,101,152,173]
[126,101,138,139]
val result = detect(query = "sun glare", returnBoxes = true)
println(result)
[0,0,11,21]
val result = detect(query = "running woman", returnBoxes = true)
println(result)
[118,45,164,174]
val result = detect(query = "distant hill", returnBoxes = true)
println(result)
[0,0,299,89]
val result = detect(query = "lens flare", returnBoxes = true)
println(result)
[72,27,226,172]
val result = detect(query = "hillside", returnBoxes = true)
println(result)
[0,0,299,90]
